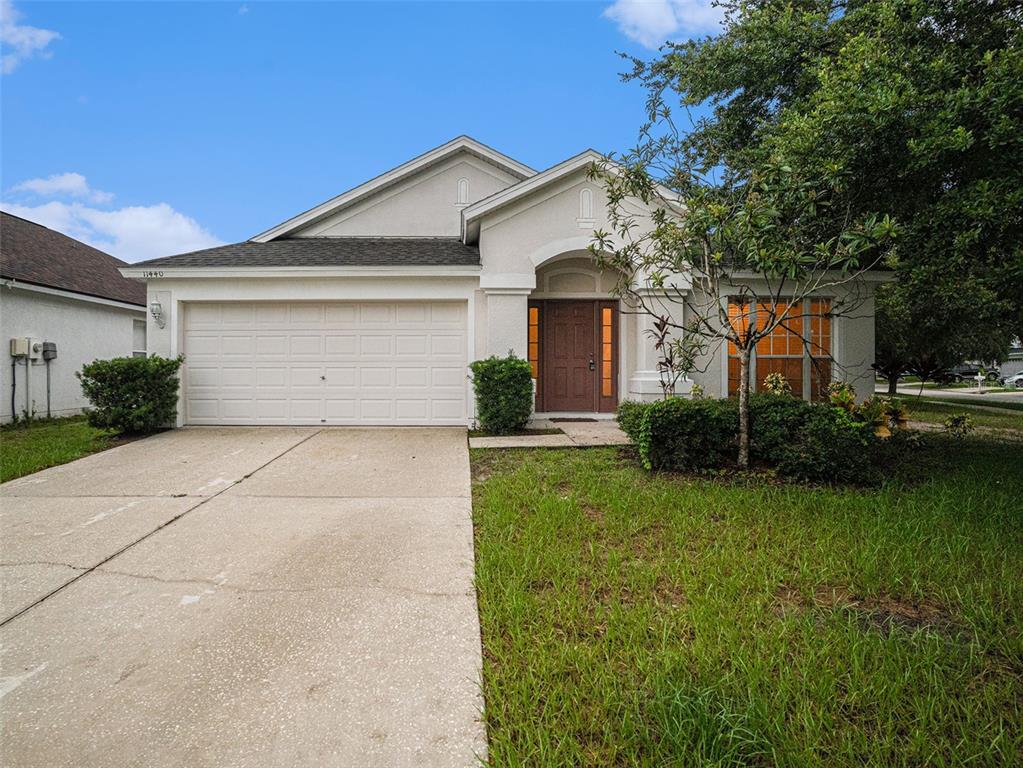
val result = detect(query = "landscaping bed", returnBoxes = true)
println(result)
[471,435,1022,765]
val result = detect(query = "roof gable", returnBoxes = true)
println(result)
[252,136,535,243]
[0,212,146,306]
[461,150,604,243]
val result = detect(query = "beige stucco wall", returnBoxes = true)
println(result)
[1,286,145,423]
[294,155,520,238]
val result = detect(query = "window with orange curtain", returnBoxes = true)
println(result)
[527,306,540,378]
[601,307,613,397]
[727,298,832,400]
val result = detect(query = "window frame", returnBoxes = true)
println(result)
[726,297,833,401]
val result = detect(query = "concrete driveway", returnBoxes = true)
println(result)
[0,427,485,767]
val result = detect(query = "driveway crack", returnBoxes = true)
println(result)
[0,430,323,628]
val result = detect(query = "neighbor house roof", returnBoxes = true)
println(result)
[127,237,481,269]
[251,136,536,243]
[0,212,146,306]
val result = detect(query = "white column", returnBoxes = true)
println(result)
[627,289,691,400]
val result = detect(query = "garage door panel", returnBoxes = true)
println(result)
[255,335,288,356]
[255,304,288,324]
[183,301,467,425]
[289,336,323,356]
[359,304,393,324]
[360,335,393,356]
[289,304,324,324]
[256,367,287,387]
[325,335,358,357]
[395,368,429,388]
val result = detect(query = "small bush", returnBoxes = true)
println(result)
[776,405,877,484]
[748,393,814,465]
[943,413,975,438]
[77,355,183,434]
[616,400,651,442]
[469,354,534,434]
[638,397,738,471]
[762,372,792,396]
[828,381,857,412]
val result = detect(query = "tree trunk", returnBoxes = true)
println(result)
[887,375,899,396]
[737,346,752,469]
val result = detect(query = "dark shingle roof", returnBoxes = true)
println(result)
[0,212,146,306]
[132,237,481,269]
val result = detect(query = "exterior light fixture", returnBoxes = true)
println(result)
[150,300,166,329]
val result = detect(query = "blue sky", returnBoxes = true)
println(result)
[1,1,720,261]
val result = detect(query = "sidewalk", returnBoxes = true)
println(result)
[469,419,630,449]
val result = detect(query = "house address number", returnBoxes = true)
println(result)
[141,270,164,278]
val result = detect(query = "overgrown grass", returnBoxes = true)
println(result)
[896,397,1023,431]
[0,416,119,482]
[471,437,1023,766]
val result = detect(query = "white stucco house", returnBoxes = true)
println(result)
[122,136,879,427]
[1,212,148,423]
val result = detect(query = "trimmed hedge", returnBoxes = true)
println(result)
[748,393,814,465]
[776,406,877,484]
[469,354,534,434]
[77,355,183,434]
[616,400,651,443]
[638,397,738,471]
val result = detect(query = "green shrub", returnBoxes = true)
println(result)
[748,393,814,465]
[469,354,534,434]
[638,397,738,471]
[616,400,651,442]
[77,355,183,435]
[776,405,877,484]
[943,413,975,438]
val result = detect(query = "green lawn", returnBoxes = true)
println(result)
[0,416,119,482]
[471,437,1022,766]
[897,397,1023,431]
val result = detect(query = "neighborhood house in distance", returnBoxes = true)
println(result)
[123,136,882,427]
[1,212,147,423]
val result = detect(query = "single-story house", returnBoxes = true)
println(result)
[1,212,148,423]
[123,136,879,427]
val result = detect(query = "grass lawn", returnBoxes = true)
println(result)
[896,397,1023,432]
[0,416,120,482]
[471,437,1022,766]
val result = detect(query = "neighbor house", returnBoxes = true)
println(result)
[122,136,879,427]
[1,212,147,423]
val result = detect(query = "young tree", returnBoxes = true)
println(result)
[591,158,894,468]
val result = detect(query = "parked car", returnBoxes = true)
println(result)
[939,364,1002,384]
[1001,371,1023,388]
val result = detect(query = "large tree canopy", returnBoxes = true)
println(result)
[628,0,1023,361]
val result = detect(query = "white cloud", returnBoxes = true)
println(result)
[2,200,223,263]
[238,4,249,15]
[603,0,723,49]
[1,0,60,74]
[11,172,114,204]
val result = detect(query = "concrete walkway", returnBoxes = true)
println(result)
[469,419,630,449]
[0,427,485,768]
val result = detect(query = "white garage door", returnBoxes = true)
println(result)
[183,301,468,425]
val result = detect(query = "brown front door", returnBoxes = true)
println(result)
[538,300,618,413]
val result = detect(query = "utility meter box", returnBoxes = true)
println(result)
[9,337,29,357]
[27,338,43,360]
[42,341,57,360]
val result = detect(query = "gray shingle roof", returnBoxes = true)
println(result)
[1,212,146,306]
[131,237,481,269]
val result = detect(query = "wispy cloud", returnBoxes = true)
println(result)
[238,4,249,15]
[3,172,223,262]
[1,0,60,74]
[11,172,113,204]
[603,0,723,49]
